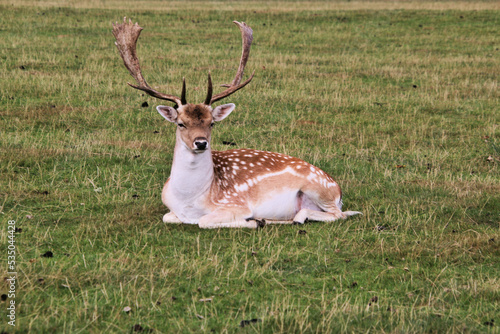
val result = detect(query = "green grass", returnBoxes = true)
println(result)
[1,1,499,333]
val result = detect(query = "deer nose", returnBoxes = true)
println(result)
[194,138,208,150]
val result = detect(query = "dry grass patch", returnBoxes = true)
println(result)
[4,0,500,11]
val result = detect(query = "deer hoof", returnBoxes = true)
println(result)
[292,218,308,225]
[256,219,266,228]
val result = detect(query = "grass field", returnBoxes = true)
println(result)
[1,1,499,332]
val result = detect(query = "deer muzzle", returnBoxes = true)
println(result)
[194,137,209,151]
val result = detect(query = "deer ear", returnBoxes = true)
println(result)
[212,103,235,122]
[157,105,178,123]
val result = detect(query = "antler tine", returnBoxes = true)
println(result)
[181,78,187,105]
[113,17,183,106]
[209,21,255,105]
[205,73,213,105]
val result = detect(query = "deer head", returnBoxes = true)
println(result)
[112,18,254,153]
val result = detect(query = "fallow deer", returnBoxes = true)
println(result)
[113,18,361,228]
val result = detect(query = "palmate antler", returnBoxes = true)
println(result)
[209,21,255,105]
[112,17,185,106]
[112,17,254,107]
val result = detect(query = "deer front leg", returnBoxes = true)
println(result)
[292,208,361,224]
[198,209,259,229]
[292,208,344,224]
[163,211,182,224]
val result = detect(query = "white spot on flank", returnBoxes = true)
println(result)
[235,183,249,192]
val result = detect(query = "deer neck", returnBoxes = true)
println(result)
[169,133,214,196]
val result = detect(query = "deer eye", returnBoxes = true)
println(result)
[177,123,186,128]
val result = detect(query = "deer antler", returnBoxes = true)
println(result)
[207,21,255,105]
[112,17,184,106]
